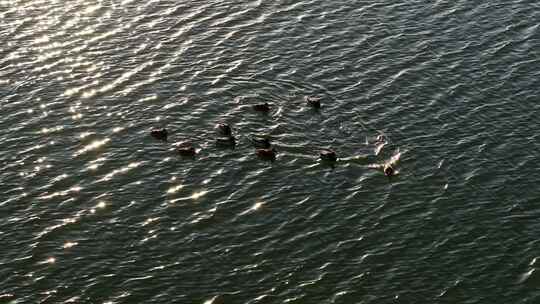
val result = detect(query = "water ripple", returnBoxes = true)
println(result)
[1,0,539,303]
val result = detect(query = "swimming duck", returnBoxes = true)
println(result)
[384,164,395,178]
[253,103,270,113]
[216,123,232,136]
[375,134,386,143]
[305,96,321,109]
[256,147,277,161]
[249,135,271,149]
[319,149,337,162]
[150,128,168,141]
[177,145,196,157]
[216,135,236,148]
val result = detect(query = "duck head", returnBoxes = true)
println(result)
[250,135,271,148]
[150,128,168,141]
[319,149,337,162]
[305,96,321,109]
[216,123,232,136]
[384,164,395,178]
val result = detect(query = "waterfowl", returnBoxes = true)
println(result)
[249,135,271,149]
[375,134,386,143]
[177,146,196,157]
[319,149,337,162]
[216,123,232,136]
[384,164,395,178]
[256,147,277,161]
[216,136,236,148]
[253,103,270,113]
[150,128,168,141]
[305,96,321,109]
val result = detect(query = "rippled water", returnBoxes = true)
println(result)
[1,0,540,303]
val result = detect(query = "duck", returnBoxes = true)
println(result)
[256,147,277,162]
[216,123,232,136]
[177,145,196,157]
[216,135,236,148]
[150,128,168,141]
[305,96,321,109]
[249,135,271,149]
[319,149,337,162]
[375,134,386,143]
[253,103,270,113]
[384,164,395,178]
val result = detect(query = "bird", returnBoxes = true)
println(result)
[256,147,277,162]
[305,96,321,109]
[177,145,196,157]
[249,135,271,149]
[319,149,337,162]
[216,136,236,148]
[384,164,395,178]
[150,128,168,141]
[375,134,386,143]
[216,123,232,136]
[253,103,270,113]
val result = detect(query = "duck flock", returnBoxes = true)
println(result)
[150,96,397,179]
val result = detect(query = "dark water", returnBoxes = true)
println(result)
[1,0,540,303]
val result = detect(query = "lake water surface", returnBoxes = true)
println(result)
[1,0,540,303]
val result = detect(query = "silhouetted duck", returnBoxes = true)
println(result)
[384,164,395,178]
[177,145,196,157]
[249,135,271,149]
[150,128,168,141]
[305,96,321,109]
[253,103,270,113]
[320,149,337,162]
[216,136,236,148]
[256,147,277,162]
[216,123,232,136]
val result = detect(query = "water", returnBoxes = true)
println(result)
[1,0,540,303]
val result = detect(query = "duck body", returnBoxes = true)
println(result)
[253,103,270,113]
[319,149,337,162]
[177,146,196,157]
[216,123,232,136]
[150,128,168,141]
[305,96,321,109]
[256,148,277,162]
[216,136,236,148]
